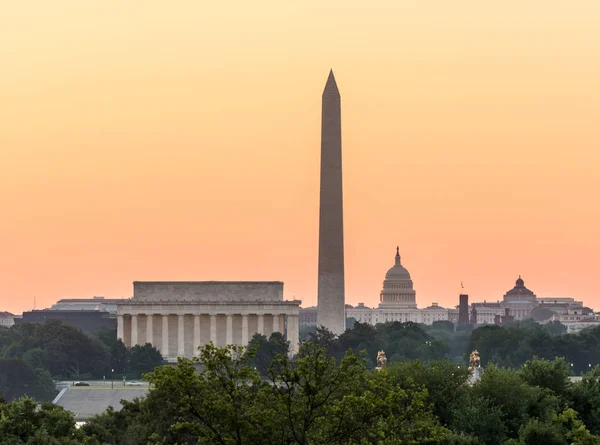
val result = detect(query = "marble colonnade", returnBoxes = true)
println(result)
[117,306,299,360]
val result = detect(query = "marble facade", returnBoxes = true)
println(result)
[117,281,300,361]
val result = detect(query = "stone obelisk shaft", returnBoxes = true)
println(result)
[317,70,345,335]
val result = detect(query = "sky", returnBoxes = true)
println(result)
[1,1,600,314]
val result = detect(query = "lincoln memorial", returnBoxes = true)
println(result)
[116,281,301,361]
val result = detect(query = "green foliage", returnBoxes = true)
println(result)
[96,326,129,375]
[451,395,507,445]
[512,408,600,445]
[0,359,56,402]
[317,321,452,368]
[0,321,164,398]
[128,343,164,378]
[0,397,83,444]
[32,320,111,378]
[245,332,289,377]
[111,342,450,445]
[386,359,469,426]
[7,318,600,444]
[468,322,600,373]
[471,363,560,438]
[571,367,600,435]
[518,357,571,398]
[22,348,48,370]
[6,340,600,445]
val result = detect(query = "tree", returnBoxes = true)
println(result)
[544,321,567,336]
[0,359,56,402]
[22,347,48,370]
[81,402,152,445]
[31,320,111,378]
[246,332,289,377]
[386,359,470,426]
[571,367,600,435]
[471,364,559,439]
[128,343,164,378]
[144,344,273,444]
[0,397,83,444]
[135,341,450,445]
[96,327,129,375]
[268,341,450,444]
[451,395,508,445]
[510,408,600,445]
[518,357,571,398]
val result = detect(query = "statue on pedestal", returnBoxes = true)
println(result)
[468,350,481,383]
[468,350,481,370]
[376,350,387,371]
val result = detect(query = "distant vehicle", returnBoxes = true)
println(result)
[73,381,90,386]
[125,381,144,386]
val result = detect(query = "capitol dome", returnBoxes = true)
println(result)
[379,247,417,309]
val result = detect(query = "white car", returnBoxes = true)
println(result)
[125,381,144,386]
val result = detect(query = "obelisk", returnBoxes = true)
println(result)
[317,70,346,335]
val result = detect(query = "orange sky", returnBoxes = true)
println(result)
[1,1,600,315]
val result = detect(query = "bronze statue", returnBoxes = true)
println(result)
[468,350,481,370]
[376,350,387,371]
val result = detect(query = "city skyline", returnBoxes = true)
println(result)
[2,1,600,314]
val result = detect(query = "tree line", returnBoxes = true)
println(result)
[0,320,164,402]
[3,338,600,444]
[301,319,599,374]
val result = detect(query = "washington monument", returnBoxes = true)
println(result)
[317,70,346,335]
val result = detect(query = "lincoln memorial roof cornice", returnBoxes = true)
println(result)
[132,281,284,285]
[118,300,300,306]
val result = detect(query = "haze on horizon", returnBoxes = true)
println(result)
[1,1,599,315]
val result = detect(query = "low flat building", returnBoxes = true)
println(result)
[17,310,116,335]
[548,309,600,333]
[299,306,318,329]
[50,297,129,314]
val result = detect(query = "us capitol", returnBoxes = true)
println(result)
[341,247,587,328]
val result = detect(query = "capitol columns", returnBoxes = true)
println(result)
[273,314,280,333]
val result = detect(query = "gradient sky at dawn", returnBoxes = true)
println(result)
[1,1,600,314]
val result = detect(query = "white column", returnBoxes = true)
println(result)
[287,315,299,356]
[226,315,233,345]
[210,314,217,345]
[131,315,138,347]
[272,314,280,334]
[242,314,249,346]
[162,315,169,357]
[257,314,264,335]
[146,314,153,345]
[178,315,185,357]
[193,315,201,356]
[117,315,124,342]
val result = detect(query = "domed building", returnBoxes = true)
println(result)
[345,247,450,325]
[503,276,537,303]
[379,247,417,309]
